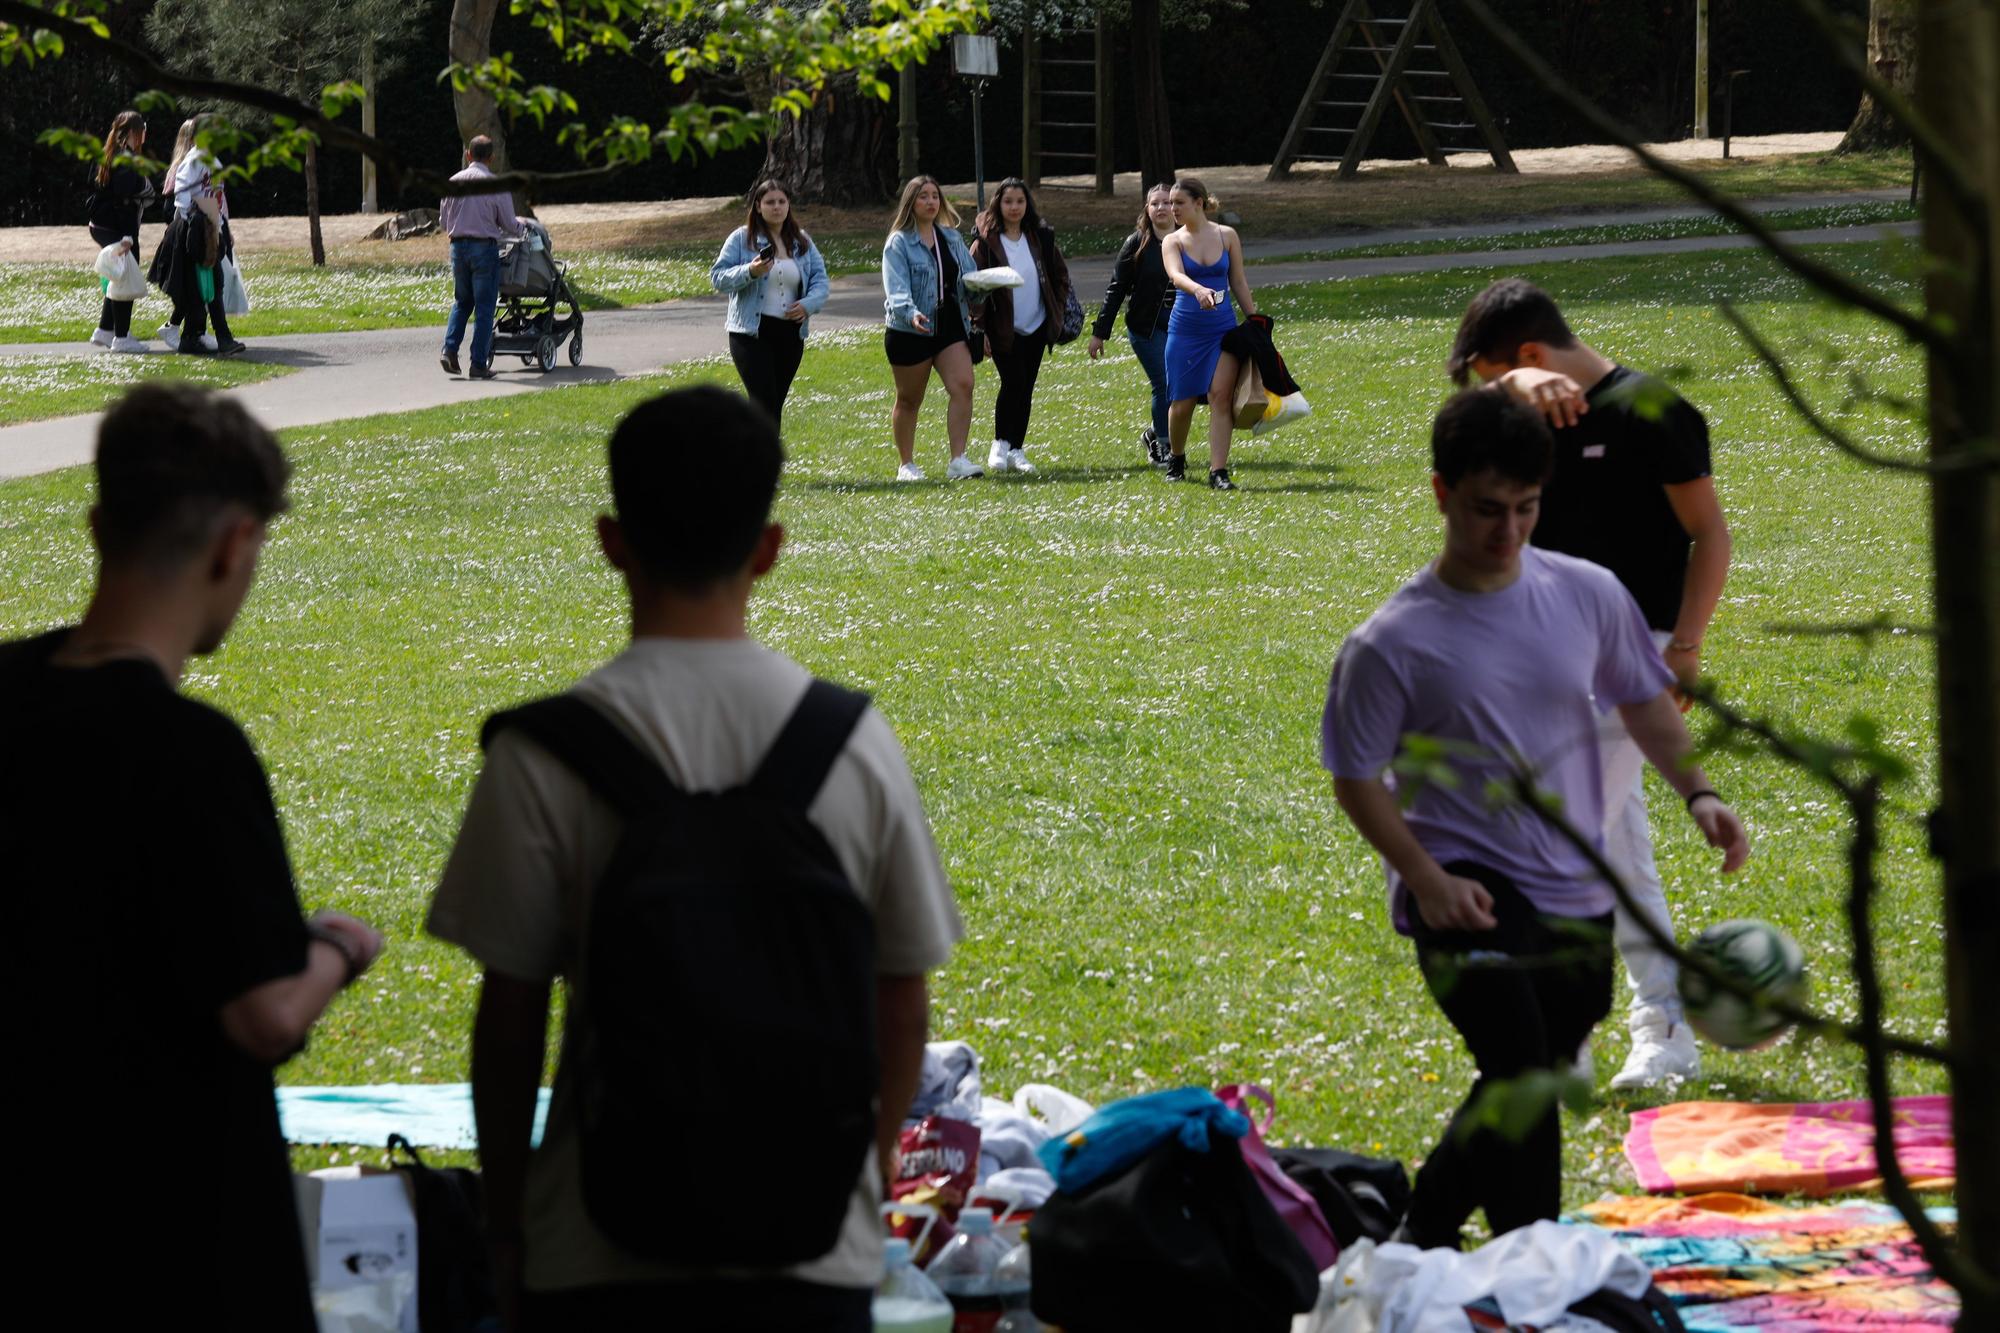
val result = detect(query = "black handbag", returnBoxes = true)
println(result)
[387,1134,498,1333]
[1269,1146,1411,1247]
[1031,1134,1318,1332]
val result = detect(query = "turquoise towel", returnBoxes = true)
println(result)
[278,1083,551,1151]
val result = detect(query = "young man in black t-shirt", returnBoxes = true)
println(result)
[0,383,384,1329]
[1447,278,1734,1090]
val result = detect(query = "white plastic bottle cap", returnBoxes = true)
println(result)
[883,1237,913,1268]
[957,1207,994,1235]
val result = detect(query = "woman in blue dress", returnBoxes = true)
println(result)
[1160,176,1258,490]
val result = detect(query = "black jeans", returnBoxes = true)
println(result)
[990,325,1048,448]
[177,290,235,347]
[88,225,137,337]
[523,1277,870,1332]
[1403,862,1613,1248]
[728,316,807,432]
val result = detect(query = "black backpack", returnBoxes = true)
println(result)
[481,679,877,1266]
[386,1134,497,1333]
[1030,1135,1319,1332]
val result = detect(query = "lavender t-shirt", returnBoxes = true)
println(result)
[1321,547,1674,930]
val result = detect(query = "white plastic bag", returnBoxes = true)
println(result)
[1010,1082,1095,1137]
[96,241,147,301]
[220,255,252,314]
[963,264,1025,293]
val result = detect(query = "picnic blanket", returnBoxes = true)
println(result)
[1578,1193,1958,1330]
[1623,1095,1954,1195]
[279,1084,551,1150]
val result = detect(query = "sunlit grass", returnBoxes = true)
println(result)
[0,240,1943,1199]
[0,351,290,426]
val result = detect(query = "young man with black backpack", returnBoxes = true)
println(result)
[427,386,962,1331]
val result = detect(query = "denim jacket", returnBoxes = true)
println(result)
[710,226,831,338]
[881,225,978,335]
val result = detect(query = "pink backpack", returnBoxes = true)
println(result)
[1216,1083,1340,1272]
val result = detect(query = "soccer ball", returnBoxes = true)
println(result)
[1677,918,1807,1051]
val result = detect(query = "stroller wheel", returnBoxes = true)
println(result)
[568,329,583,366]
[535,334,558,372]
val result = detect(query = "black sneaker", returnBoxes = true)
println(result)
[1140,425,1165,465]
[215,339,248,356]
[440,353,462,376]
[468,364,498,381]
[1164,453,1187,482]
[1208,468,1237,491]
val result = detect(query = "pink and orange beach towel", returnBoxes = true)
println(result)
[1623,1094,1954,1196]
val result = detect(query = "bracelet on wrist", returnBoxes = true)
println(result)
[1668,639,1701,653]
[1684,788,1720,812]
[307,924,363,986]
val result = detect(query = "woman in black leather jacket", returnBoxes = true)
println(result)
[85,110,156,352]
[1088,184,1177,464]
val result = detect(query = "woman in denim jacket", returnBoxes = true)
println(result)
[881,175,984,482]
[710,179,831,433]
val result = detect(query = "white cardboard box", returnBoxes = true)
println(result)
[294,1168,419,1333]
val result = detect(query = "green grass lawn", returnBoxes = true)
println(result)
[0,239,1946,1198]
[0,351,290,427]
[1264,198,1918,262]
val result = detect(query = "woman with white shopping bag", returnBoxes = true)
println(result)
[85,110,156,353]
[150,115,247,356]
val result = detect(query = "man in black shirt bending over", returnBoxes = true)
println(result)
[1,383,384,1329]
[1448,279,1733,1090]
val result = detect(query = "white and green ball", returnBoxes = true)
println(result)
[1677,918,1807,1051]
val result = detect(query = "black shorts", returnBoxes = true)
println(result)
[884,302,968,367]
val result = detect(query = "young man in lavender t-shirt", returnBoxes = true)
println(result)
[1321,390,1748,1249]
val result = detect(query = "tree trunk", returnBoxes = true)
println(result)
[1919,0,2000,1322]
[1132,0,1175,188]
[304,141,325,266]
[447,0,530,214]
[1839,0,1918,151]
[761,73,890,207]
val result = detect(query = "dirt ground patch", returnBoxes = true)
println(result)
[2,131,1894,265]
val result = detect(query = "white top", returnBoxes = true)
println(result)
[758,255,802,318]
[172,149,225,219]
[427,638,964,1291]
[1000,232,1044,334]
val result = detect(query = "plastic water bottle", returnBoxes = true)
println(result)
[990,1238,1039,1331]
[926,1207,1008,1333]
[873,1237,952,1333]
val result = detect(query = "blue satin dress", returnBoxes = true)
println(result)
[1164,248,1236,402]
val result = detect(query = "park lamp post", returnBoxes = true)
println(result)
[952,33,1000,212]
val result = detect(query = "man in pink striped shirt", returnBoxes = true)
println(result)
[440,136,525,380]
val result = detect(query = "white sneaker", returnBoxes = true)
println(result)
[945,454,985,480]
[156,324,181,351]
[1008,448,1035,474]
[987,439,1015,472]
[89,327,114,348]
[110,335,149,354]
[1253,391,1313,436]
[895,462,925,482]
[1611,1014,1701,1090]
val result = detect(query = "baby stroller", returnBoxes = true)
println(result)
[491,219,583,371]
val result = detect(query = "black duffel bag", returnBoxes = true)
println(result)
[1030,1134,1318,1333]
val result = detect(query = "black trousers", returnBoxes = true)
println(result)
[523,1277,870,1332]
[1403,862,1613,1248]
[88,225,137,338]
[177,289,235,346]
[727,316,807,432]
[990,325,1048,448]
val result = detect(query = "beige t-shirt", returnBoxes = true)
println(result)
[426,638,963,1292]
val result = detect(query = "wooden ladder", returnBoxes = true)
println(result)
[1268,0,1516,180]
[1023,18,1114,194]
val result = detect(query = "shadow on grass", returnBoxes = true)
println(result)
[790,457,1366,495]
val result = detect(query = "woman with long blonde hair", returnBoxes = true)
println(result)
[880,175,983,481]
[149,113,245,355]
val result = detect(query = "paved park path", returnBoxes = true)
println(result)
[0,191,1912,481]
